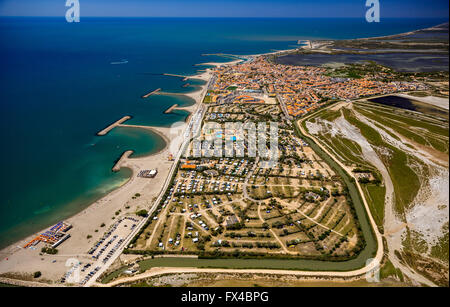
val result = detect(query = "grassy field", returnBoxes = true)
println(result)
[304,107,389,230]
[101,122,379,282]
[354,103,449,154]
[361,184,386,229]
[316,108,342,122]
[324,134,367,166]
[304,109,369,167]
[430,223,449,263]
[380,260,403,281]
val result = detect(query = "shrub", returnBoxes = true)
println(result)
[136,210,149,217]
[41,247,58,255]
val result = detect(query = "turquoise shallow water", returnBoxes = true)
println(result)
[0,17,447,248]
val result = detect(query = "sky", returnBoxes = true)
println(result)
[0,0,448,18]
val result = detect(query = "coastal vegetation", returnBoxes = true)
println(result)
[136,210,149,217]
[33,271,42,279]
[41,247,58,255]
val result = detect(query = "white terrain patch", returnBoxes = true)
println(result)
[354,110,449,248]
[305,120,327,136]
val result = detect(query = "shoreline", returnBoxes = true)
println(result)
[0,66,214,250]
[355,22,449,41]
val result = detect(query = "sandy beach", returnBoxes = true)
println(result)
[0,125,178,281]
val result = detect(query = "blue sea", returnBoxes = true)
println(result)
[0,17,447,248]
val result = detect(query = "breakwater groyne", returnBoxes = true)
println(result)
[142,88,161,99]
[162,74,190,82]
[155,91,186,96]
[164,104,179,114]
[97,116,132,136]
[112,150,134,172]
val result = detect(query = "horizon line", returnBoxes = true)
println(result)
[1,16,449,19]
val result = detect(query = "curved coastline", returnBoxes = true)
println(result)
[0,60,215,256]
[0,124,167,251]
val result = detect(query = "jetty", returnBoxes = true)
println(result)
[142,88,161,99]
[163,73,188,79]
[156,91,186,96]
[112,150,134,172]
[164,104,179,114]
[97,116,131,136]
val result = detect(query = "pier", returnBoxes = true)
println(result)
[97,116,131,136]
[142,88,161,99]
[112,150,134,172]
[164,104,179,114]
[162,74,190,82]
[163,73,188,79]
[156,91,186,96]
